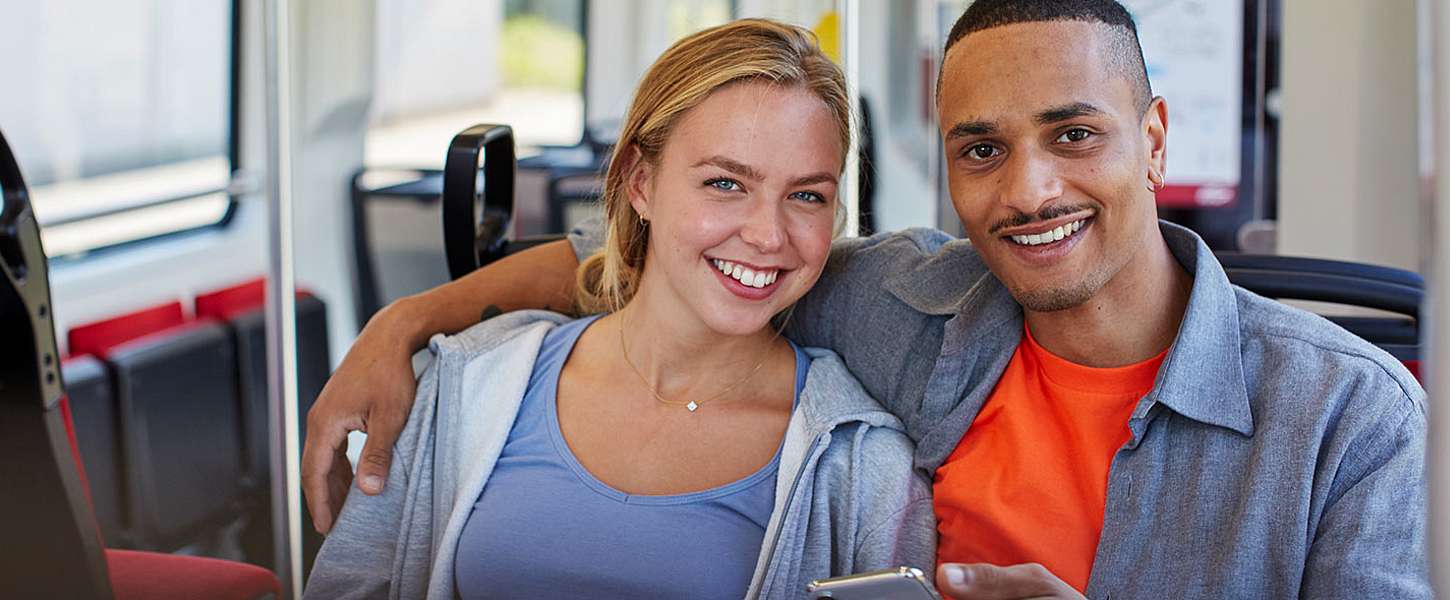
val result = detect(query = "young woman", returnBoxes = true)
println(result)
[305,19,934,600]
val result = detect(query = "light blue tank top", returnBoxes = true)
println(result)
[454,315,810,599]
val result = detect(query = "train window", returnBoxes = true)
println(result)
[367,0,588,167]
[0,1,238,257]
[654,0,734,40]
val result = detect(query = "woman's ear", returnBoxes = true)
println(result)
[622,145,654,221]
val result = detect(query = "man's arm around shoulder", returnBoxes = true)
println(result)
[303,239,580,533]
[788,227,956,351]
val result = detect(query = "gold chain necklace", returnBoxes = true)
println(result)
[617,311,774,412]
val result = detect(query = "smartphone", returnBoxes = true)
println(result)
[806,566,942,599]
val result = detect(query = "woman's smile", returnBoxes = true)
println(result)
[707,257,788,300]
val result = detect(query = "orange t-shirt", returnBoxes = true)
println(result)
[933,326,1166,592]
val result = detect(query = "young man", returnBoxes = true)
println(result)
[303,1,1428,597]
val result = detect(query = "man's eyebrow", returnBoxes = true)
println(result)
[1035,102,1106,125]
[946,120,998,139]
[791,172,838,187]
[693,156,765,181]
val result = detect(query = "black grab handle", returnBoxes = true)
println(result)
[443,124,516,281]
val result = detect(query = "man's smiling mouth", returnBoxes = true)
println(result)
[1007,218,1087,246]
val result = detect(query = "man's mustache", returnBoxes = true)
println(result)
[987,204,1097,235]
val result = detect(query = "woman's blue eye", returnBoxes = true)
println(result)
[791,191,826,204]
[706,178,741,191]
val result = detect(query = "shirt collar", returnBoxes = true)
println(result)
[881,221,1253,436]
[1149,221,1252,436]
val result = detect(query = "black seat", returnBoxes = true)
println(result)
[1217,253,1423,369]
[221,293,330,488]
[106,322,247,551]
[62,355,127,547]
[225,293,329,575]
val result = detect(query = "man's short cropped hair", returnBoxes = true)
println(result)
[940,0,1153,113]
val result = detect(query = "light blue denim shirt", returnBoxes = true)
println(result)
[569,220,1430,598]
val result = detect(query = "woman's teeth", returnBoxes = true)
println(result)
[712,259,779,288]
[1010,219,1086,246]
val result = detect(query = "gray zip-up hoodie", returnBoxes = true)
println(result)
[305,311,936,599]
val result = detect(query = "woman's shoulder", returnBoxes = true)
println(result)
[429,309,578,359]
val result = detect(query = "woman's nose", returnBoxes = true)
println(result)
[739,201,786,252]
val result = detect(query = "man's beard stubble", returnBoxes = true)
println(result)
[1009,263,1115,313]
[1012,281,1097,313]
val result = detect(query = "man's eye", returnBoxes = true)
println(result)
[966,144,999,160]
[706,178,742,191]
[1057,128,1093,143]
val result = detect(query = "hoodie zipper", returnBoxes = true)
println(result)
[750,433,830,598]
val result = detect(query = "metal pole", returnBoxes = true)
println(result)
[1421,0,1450,591]
[262,0,303,596]
[837,0,860,237]
[1420,0,1447,592]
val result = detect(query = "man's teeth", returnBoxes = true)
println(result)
[712,259,779,288]
[1010,219,1086,246]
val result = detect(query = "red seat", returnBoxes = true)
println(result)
[61,394,280,598]
[68,301,187,358]
[106,549,280,600]
[195,277,268,321]
[194,276,317,320]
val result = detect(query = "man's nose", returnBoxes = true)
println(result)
[998,151,1064,217]
[740,199,786,252]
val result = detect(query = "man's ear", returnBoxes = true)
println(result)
[621,145,654,220]
[1144,96,1169,178]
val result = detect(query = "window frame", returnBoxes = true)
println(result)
[38,0,243,262]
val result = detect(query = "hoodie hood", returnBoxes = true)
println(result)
[794,347,909,437]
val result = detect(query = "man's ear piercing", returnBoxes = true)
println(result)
[1146,171,1165,193]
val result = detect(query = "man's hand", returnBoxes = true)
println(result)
[935,563,1085,600]
[301,301,421,534]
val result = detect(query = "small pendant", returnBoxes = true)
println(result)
[686,401,699,412]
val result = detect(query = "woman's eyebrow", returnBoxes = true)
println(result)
[791,172,837,187]
[693,156,834,187]
[692,156,765,182]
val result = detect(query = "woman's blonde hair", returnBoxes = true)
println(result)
[574,18,851,314]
